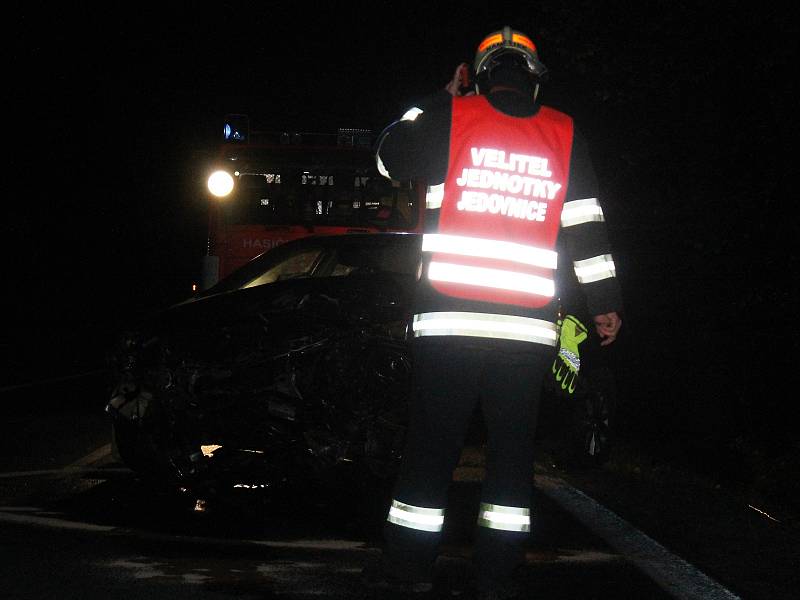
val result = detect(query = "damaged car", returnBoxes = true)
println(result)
[106,232,420,502]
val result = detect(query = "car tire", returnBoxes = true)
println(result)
[573,367,617,468]
[111,419,155,477]
[541,366,617,470]
[111,414,180,488]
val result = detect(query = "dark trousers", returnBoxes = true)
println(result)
[383,338,552,589]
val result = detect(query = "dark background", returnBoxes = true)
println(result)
[5,3,798,489]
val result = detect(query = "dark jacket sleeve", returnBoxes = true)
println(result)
[374,90,453,232]
[558,125,624,317]
[374,90,452,183]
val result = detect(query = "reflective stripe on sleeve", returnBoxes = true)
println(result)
[401,107,423,122]
[428,261,555,297]
[560,198,605,227]
[573,254,617,283]
[376,106,423,180]
[413,312,557,345]
[376,154,390,179]
[426,184,444,209]
[386,499,445,532]
[477,503,531,532]
[422,233,557,269]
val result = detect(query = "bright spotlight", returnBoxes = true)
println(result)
[207,170,234,197]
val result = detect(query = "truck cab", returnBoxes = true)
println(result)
[201,114,424,289]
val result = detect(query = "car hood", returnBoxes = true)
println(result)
[121,272,414,366]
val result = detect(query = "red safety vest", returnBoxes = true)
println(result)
[425,96,573,309]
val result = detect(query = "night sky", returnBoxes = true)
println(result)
[6,3,798,456]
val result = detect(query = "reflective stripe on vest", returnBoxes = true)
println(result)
[386,499,445,532]
[426,183,444,209]
[573,254,616,284]
[413,312,557,345]
[428,262,555,297]
[422,233,557,269]
[477,502,531,532]
[423,232,557,298]
[561,197,605,227]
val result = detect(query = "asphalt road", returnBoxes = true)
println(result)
[0,374,739,599]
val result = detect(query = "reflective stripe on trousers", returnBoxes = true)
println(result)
[387,499,446,532]
[477,502,531,532]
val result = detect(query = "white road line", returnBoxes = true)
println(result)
[252,539,368,551]
[0,511,116,532]
[0,509,370,551]
[0,467,129,479]
[536,474,741,600]
[0,444,116,479]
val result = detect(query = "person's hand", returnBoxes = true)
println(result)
[445,63,473,96]
[593,312,622,346]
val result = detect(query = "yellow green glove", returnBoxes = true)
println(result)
[552,314,588,394]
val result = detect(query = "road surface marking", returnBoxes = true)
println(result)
[0,467,128,479]
[0,444,116,479]
[0,510,116,532]
[252,539,368,550]
[0,508,370,551]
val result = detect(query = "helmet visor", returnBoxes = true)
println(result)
[474,30,547,78]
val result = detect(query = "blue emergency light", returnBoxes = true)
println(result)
[223,114,249,143]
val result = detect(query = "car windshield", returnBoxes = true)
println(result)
[241,248,324,288]
[204,234,421,295]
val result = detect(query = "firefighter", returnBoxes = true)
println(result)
[363,26,623,599]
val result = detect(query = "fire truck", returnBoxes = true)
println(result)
[200,114,425,289]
